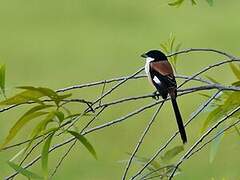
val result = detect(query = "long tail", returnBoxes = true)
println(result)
[171,98,187,144]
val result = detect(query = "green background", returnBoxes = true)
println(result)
[0,0,240,179]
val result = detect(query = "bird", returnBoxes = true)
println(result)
[141,50,187,144]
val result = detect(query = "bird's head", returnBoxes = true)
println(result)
[141,50,168,62]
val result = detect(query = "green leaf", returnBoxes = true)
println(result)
[18,86,72,106]
[54,110,65,123]
[8,161,43,179]
[201,91,240,132]
[40,111,56,131]
[232,81,240,86]
[26,111,56,152]
[65,113,82,120]
[0,64,6,96]
[57,93,72,101]
[168,0,184,7]
[229,63,240,80]
[206,0,214,6]
[201,106,223,132]
[18,86,60,105]
[160,44,169,54]
[169,34,176,52]
[198,93,212,99]
[209,129,224,163]
[25,105,53,117]
[41,127,59,136]
[68,130,97,159]
[42,133,54,180]
[191,0,197,5]
[0,111,48,149]
[125,153,161,172]
[161,146,184,163]
[173,43,182,62]
[234,125,240,137]
[198,93,221,103]
[0,90,44,106]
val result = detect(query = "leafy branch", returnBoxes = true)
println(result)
[1,48,240,180]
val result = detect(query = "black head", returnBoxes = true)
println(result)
[141,50,168,61]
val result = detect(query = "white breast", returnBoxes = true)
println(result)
[145,57,154,85]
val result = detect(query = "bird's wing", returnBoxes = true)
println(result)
[150,61,176,87]
[150,61,173,76]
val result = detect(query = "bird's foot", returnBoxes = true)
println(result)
[152,91,159,100]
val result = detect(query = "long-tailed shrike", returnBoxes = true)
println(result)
[141,50,187,144]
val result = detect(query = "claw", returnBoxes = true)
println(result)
[152,91,159,100]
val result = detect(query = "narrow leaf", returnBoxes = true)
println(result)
[232,81,240,86]
[57,93,72,101]
[0,64,6,96]
[169,34,176,52]
[209,129,224,163]
[54,110,65,123]
[26,111,56,152]
[201,106,223,132]
[0,90,43,106]
[198,93,212,99]
[41,127,59,136]
[25,105,53,117]
[161,146,184,162]
[42,133,54,180]
[234,125,240,137]
[168,0,184,7]
[173,43,182,62]
[160,44,169,53]
[206,0,214,6]
[65,113,82,120]
[68,130,97,159]
[229,63,240,80]
[18,86,60,105]
[191,0,197,5]
[0,111,48,149]
[125,153,161,171]
[8,161,43,179]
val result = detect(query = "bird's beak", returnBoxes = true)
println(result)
[141,53,147,58]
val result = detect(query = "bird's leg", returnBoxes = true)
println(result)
[152,90,159,100]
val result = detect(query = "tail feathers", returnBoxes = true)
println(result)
[171,98,187,144]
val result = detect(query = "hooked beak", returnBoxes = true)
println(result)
[140,53,148,58]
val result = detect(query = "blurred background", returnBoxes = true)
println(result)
[0,0,240,179]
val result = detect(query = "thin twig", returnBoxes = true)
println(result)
[65,67,144,130]
[186,119,240,161]
[4,100,160,179]
[3,88,216,179]
[177,58,240,89]
[3,48,240,179]
[56,47,237,93]
[50,140,77,179]
[140,165,176,180]
[131,90,221,179]
[122,101,165,180]
[168,48,237,59]
[0,75,213,115]
[50,107,106,178]
[169,106,240,179]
